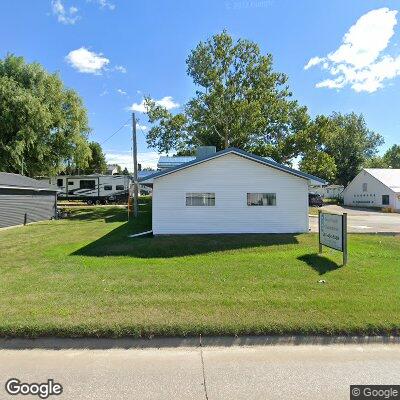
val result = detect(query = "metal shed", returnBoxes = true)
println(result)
[0,173,59,228]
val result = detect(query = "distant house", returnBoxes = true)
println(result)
[311,184,344,199]
[343,169,400,211]
[141,147,325,234]
[0,173,59,228]
[106,164,119,175]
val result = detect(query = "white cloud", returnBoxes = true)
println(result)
[117,89,127,95]
[66,47,109,74]
[105,151,159,170]
[136,123,147,131]
[89,0,116,10]
[304,56,324,70]
[114,65,127,73]
[130,96,180,113]
[305,8,400,93]
[51,0,80,24]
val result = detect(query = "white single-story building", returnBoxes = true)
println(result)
[343,168,400,211]
[141,147,325,234]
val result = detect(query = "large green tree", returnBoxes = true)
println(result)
[83,142,107,174]
[299,113,383,185]
[383,144,400,168]
[0,54,91,177]
[145,31,308,164]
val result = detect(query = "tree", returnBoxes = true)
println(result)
[298,113,383,185]
[364,156,388,168]
[0,54,91,177]
[122,167,129,175]
[325,113,384,185]
[145,31,309,164]
[299,152,337,183]
[383,144,400,168]
[83,142,107,174]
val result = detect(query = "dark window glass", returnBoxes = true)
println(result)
[382,195,390,205]
[186,193,215,206]
[79,180,96,189]
[57,179,63,187]
[116,185,125,190]
[68,181,74,186]
[247,193,276,206]
[104,185,112,191]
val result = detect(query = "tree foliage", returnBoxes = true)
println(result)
[299,113,383,185]
[145,31,308,163]
[383,144,400,168]
[299,152,337,183]
[0,54,91,177]
[83,142,107,174]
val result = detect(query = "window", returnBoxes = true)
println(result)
[247,193,276,206]
[362,183,368,192]
[186,193,215,206]
[382,195,390,205]
[116,185,125,191]
[79,180,96,189]
[68,181,74,186]
[104,185,112,191]
[57,178,63,187]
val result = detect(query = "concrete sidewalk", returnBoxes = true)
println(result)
[1,343,400,399]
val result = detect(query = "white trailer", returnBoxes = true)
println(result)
[50,175,131,204]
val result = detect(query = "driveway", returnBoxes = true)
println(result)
[1,344,400,400]
[310,205,400,233]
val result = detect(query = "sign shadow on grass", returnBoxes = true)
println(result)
[297,254,343,275]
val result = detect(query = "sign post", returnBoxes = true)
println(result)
[318,210,348,265]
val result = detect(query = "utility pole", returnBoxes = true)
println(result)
[132,112,139,218]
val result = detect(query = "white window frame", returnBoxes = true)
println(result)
[247,193,277,206]
[185,192,215,206]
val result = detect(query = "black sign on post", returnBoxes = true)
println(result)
[318,210,348,265]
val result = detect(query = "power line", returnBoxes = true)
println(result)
[101,117,131,145]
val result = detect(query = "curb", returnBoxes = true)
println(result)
[0,335,399,350]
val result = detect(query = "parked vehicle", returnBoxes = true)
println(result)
[309,193,323,207]
[50,175,131,205]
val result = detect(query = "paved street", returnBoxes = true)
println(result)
[310,205,400,233]
[1,343,400,400]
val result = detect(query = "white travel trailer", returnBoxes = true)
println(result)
[50,175,131,204]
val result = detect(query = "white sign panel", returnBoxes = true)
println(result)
[319,213,343,251]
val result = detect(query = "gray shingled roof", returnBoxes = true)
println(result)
[140,147,327,184]
[0,173,59,191]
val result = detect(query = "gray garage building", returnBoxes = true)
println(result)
[0,173,59,228]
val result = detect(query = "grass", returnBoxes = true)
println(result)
[0,197,399,338]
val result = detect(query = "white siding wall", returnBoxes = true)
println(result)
[152,153,309,234]
[343,170,397,209]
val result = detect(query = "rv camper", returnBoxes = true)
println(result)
[50,175,131,204]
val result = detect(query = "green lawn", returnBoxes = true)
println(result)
[0,198,399,338]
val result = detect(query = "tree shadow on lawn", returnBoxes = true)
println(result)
[72,222,301,258]
[297,254,342,275]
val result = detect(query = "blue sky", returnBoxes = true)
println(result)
[1,0,400,169]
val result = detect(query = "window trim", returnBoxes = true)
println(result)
[185,192,215,207]
[247,192,277,206]
[104,185,112,191]
[115,185,125,191]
